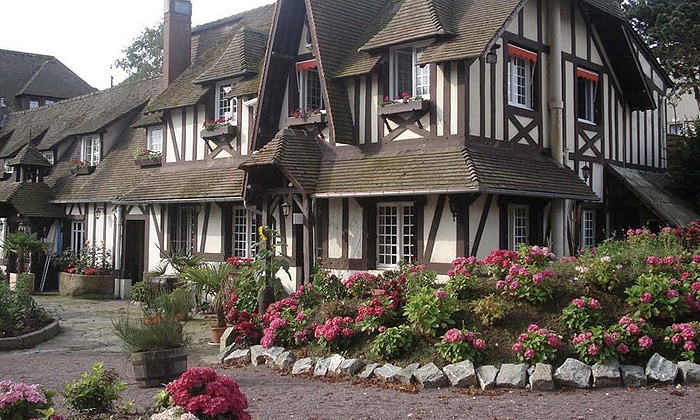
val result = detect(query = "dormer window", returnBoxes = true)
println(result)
[41,150,54,165]
[147,126,163,154]
[296,60,323,110]
[577,68,600,125]
[81,134,101,166]
[507,45,537,109]
[216,80,235,122]
[389,45,430,99]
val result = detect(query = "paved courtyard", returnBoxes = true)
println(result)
[1,295,699,419]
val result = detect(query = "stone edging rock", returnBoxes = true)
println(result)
[0,320,60,351]
[219,344,700,391]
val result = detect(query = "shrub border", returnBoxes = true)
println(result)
[0,320,60,351]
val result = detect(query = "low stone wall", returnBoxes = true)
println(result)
[220,343,700,391]
[59,272,114,297]
[0,320,60,351]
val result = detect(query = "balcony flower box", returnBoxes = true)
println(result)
[70,165,95,175]
[200,125,236,140]
[378,98,429,116]
[134,156,162,167]
[286,112,326,127]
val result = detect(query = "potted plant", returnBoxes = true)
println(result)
[132,146,162,167]
[181,262,235,344]
[70,159,95,175]
[55,243,115,297]
[200,117,236,139]
[112,305,191,388]
[2,231,48,293]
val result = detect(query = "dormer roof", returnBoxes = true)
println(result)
[7,141,51,167]
[194,27,269,84]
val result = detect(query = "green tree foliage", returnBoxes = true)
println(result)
[623,0,700,110]
[668,120,700,212]
[114,22,163,83]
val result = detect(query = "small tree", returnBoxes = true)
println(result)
[114,22,163,83]
[2,231,48,274]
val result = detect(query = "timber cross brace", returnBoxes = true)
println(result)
[381,108,431,142]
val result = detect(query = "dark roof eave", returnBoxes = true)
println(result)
[313,187,598,201]
[358,33,450,53]
[111,197,244,205]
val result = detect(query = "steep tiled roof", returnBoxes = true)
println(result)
[607,164,699,226]
[314,142,597,200]
[360,0,455,51]
[581,0,625,19]
[0,182,62,218]
[146,4,274,113]
[240,128,323,192]
[7,142,51,167]
[0,77,162,157]
[229,76,261,97]
[0,49,95,111]
[118,159,246,203]
[195,27,268,84]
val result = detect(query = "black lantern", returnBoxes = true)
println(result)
[281,202,291,218]
[581,164,591,182]
[485,44,501,64]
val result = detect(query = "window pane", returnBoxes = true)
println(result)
[147,127,163,153]
[402,205,415,263]
[171,206,196,254]
[582,210,596,248]
[217,83,232,120]
[415,47,429,97]
[577,76,597,122]
[394,49,413,98]
[378,205,399,266]
[71,221,84,254]
[510,205,529,250]
[233,208,254,258]
[305,68,323,110]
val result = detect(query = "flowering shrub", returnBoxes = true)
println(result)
[343,272,380,299]
[70,159,90,169]
[165,368,250,420]
[354,297,396,333]
[468,294,512,326]
[483,249,519,278]
[487,245,555,304]
[511,324,563,364]
[202,117,232,131]
[53,242,112,275]
[223,294,262,346]
[626,272,691,320]
[571,316,654,364]
[310,265,346,301]
[672,222,700,250]
[0,381,58,420]
[435,328,486,363]
[395,262,437,300]
[403,288,456,337]
[314,316,355,350]
[63,362,126,416]
[290,108,323,119]
[259,286,317,348]
[447,256,483,299]
[573,252,626,291]
[372,325,413,359]
[663,322,699,362]
[0,280,52,338]
[560,296,603,333]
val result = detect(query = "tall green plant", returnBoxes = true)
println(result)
[2,231,48,273]
[181,262,234,327]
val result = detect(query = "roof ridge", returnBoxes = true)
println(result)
[461,147,481,187]
[0,49,55,60]
[192,3,275,34]
[17,59,52,96]
[426,0,448,34]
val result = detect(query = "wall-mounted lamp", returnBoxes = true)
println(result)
[485,44,501,64]
[281,202,291,218]
[447,195,460,221]
[581,164,591,182]
[95,208,103,220]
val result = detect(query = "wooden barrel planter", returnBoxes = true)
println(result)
[131,347,187,388]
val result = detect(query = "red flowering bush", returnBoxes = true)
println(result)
[226,257,253,268]
[314,316,355,350]
[343,272,380,298]
[663,321,699,362]
[224,294,262,346]
[483,249,519,278]
[166,368,250,420]
[511,324,563,364]
[571,316,654,364]
[435,328,486,363]
[259,285,319,348]
[447,256,483,299]
[354,297,396,333]
[560,296,603,333]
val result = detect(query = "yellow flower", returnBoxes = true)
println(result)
[258,226,267,242]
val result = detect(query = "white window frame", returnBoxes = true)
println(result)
[215,80,234,121]
[146,126,163,153]
[297,66,324,111]
[29,99,39,109]
[377,202,415,268]
[70,221,85,254]
[3,160,13,174]
[582,209,596,248]
[389,44,431,100]
[577,68,598,124]
[41,150,54,165]
[507,55,535,109]
[508,204,530,250]
[232,207,256,258]
[80,134,101,166]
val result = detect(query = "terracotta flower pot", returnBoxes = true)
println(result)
[210,326,228,345]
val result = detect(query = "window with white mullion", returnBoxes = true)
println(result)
[147,126,163,153]
[414,47,430,97]
[81,135,101,166]
[232,208,256,258]
[377,203,415,267]
[509,204,529,250]
[216,81,234,121]
[394,48,414,98]
[582,210,596,248]
[508,56,533,109]
[170,206,197,255]
[299,68,323,110]
[402,206,415,262]
[390,45,430,100]
[71,221,85,254]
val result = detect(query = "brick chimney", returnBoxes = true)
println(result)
[163,0,192,86]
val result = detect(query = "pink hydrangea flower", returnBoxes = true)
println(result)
[524,348,536,359]
[638,335,653,349]
[473,338,486,349]
[640,293,652,303]
[684,341,697,351]
[443,328,464,344]
[434,290,448,300]
[626,324,641,335]
[616,343,629,354]
[511,343,524,353]
[666,289,679,299]
[587,343,600,356]
[572,298,586,308]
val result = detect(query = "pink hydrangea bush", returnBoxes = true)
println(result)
[483,249,519,278]
[354,297,396,333]
[571,316,654,364]
[560,296,603,333]
[314,316,355,350]
[626,268,698,320]
[259,285,316,348]
[165,368,250,420]
[447,256,483,299]
[343,272,381,298]
[663,321,700,362]
[435,328,486,363]
[488,244,556,305]
[0,381,60,420]
[511,324,563,364]
[223,293,262,346]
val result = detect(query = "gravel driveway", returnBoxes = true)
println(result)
[1,295,698,419]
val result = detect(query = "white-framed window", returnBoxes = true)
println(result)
[389,45,430,99]
[582,209,596,248]
[577,68,599,124]
[215,80,234,121]
[146,126,163,153]
[41,150,54,165]
[70,221,85,254]
[508,204,529,250]
[507,45,537,109]
[45,100,54,105]
[80,134,101,166]
[296,60,323,110]
[169,206,197,255]
[377,203,415,267]
[232,207,257,258]
[3,160,14,174]
[29,99,39,109]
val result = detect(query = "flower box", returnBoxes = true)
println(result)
[134,156,162,167]
[201,125,236,139]
[70,166,95,175]
[378,98,429,116]
[59,272,114,297]
[286,113,326,127]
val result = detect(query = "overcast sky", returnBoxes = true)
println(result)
[2,0,277,90]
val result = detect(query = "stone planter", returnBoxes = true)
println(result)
[59,272,114,297]
[131,347,188,388]
[134,156,162,167]
[201,125,236,140]
[378,98,429,116]
[286,113,326,127]
[70,166,96,175]
[9,273,35,294]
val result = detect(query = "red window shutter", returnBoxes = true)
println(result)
[576,68,599,83]
[295,59,317,71]
[507,45,538,62]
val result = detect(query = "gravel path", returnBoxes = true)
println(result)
[1,295,699,419]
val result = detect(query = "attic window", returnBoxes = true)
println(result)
[42,151,54,165]
[577,68,600,125]
[296,60,323,111]
[389,45,430,100]
[81,134,101,166]
[507,45,537,109]
[216,80,235,122]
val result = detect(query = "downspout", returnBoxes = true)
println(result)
[548,0,567,256]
